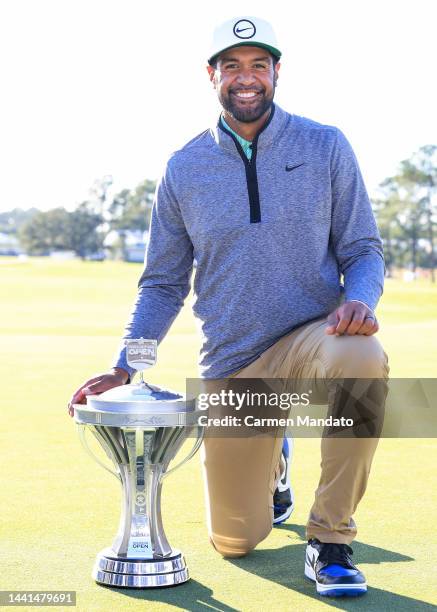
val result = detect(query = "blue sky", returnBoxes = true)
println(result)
[0,0,436,212]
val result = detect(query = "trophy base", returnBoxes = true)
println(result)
[92,547,189,588]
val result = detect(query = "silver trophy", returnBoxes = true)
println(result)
[74,338,203,588]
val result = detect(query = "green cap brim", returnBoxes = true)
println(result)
[208,42,281,65]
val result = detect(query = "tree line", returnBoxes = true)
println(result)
[1,145,436,280]
[373,145,436,281]
[1,178,157,259]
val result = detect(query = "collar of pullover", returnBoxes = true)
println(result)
[211,103,289,157]
[220,115,253,160]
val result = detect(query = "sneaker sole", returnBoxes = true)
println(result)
[276,437,293,494]
[304,563,367,597]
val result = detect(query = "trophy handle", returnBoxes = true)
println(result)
[77,424,121,481]
[162,426,204,480]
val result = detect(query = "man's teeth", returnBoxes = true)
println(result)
[235,92,258,98]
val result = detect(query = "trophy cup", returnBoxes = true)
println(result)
[74,338,203,588]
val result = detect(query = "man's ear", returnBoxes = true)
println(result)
[274,61,281,86]
[206,65,216,88]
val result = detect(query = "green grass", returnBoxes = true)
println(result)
[0,258,436,611]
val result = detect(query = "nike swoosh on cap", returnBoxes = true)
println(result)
[236,27,253,33]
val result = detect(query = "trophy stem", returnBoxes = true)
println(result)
[91,426,190,588]
[107,429,173,558]
[147,466,172,557]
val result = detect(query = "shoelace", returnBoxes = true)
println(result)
[318,543,355,568]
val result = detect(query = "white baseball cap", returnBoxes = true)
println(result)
[208,16,281,65]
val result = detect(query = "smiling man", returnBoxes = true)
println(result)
[69,16,389,598]
[210,47,277,126]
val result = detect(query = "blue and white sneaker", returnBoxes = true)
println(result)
[273,437,295,525]
[305,538,367,597]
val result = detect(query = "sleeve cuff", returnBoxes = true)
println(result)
[112,345,137,380]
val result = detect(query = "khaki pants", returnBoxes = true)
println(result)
[200,316,389,557]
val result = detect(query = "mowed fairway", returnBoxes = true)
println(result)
[1,258,436,612]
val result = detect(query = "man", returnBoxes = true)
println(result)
[69,16,389,598]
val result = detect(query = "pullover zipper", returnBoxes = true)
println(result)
[219,105,275,224]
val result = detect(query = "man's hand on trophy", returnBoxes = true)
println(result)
[68,367,129,417]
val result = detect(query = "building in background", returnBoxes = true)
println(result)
[0,232,22,256]
[103,230,148,263]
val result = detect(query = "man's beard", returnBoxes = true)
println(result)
[219,87,275,123]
